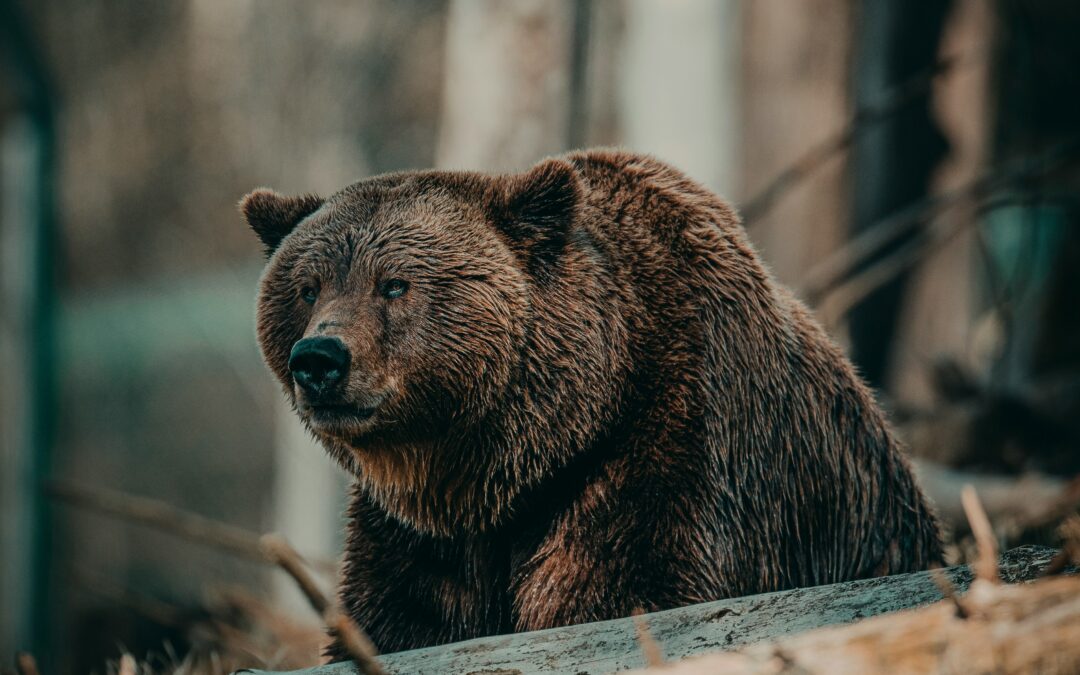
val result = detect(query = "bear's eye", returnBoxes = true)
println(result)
[381,278,409,300]
[299,285,319,305]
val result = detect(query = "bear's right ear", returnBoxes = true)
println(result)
[239,189,324,255]
[491,158,582,271]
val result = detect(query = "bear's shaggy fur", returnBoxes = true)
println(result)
[242,149,942,657]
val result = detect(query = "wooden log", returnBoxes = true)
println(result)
[632,569,1080,674]
[238,545,1062,675]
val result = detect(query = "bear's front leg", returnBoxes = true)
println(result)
[510,463,729,632]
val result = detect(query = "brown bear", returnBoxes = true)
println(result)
[241,149,942,658]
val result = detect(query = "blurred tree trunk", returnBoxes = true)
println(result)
[437,0,574,171]
[848,0,952,390]
[888,0,990,407]
[739,0,852,298]
[618,0,741,196]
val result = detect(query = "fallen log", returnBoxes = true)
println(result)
[632,525,1080,675]
[239,545,1063,675]
[632,575,1080,674]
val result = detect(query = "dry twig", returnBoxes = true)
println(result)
[258,534,333,616]
[56,482,381,672]
[961,485,999,584]
[740,51,979,225]
[51,481,266,561]
[258,534,385,675]
[633,609,665,668]
[327,611,387,675]
[799,140,1080,313]
[49,480,337,573]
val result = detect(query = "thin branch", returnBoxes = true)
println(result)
[740,50,981,226]
[259,535,386,675]
[48,480,337,573]
[800,186,967,305]
[820,207,967,319]
[328,611,387,675]
[51,481,384,672]
[51,480,263,559]
[800,139,1080,311]
[259,534,332,616]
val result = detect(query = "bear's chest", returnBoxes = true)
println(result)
[343,494,556,649]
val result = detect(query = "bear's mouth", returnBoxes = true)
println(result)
[297,386,393,440]
[304,403,379,429]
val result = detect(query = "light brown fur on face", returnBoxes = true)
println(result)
[242,150,942,658]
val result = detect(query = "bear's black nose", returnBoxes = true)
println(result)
[289,336,350,396]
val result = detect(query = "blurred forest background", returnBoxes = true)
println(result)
[1,0,1079,672]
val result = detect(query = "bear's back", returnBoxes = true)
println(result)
[560,148,942,590]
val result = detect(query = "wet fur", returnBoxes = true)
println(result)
[243,149,942,657]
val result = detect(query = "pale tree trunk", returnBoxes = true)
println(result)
[437,0,575,172]
[739,0,852,313]
[618,0,741,197]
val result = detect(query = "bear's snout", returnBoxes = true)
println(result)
[289,336,350,399]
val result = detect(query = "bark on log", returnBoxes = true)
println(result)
[238,545,1062,675]
[632,569,1080,674]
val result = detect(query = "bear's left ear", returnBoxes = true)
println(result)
[496,158,582,263]
[239,189,324,256]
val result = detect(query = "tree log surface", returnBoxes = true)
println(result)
[240,545,1062,675]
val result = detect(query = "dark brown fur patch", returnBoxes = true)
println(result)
[244,149,943,658]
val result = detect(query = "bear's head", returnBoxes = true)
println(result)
[241,159,604,533]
